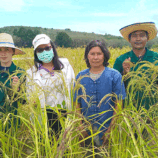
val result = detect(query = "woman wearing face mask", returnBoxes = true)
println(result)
[27,34,75,136]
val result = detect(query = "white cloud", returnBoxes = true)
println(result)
[91,12,126,17]
[64,21,122,36]
[137,0,146,10]
[51,1,84,9]
[56,1,70,6]
[116,0,158,27]
[127,0,158,21]
[0,0,25,11]
[152,14,158,22]
[29,0,84,10]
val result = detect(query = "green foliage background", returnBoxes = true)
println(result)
[0,26,145,48]
[55,32,73,47]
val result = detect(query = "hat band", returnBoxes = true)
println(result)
[0,42,14,45]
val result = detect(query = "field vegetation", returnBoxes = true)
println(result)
[0,47,158,157]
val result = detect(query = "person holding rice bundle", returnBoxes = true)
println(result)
[26,34,75,136]
[113,22,158,110]
[0,33,25,129]
[74,40,126,149]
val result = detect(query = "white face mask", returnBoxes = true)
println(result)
[37,49,54,63]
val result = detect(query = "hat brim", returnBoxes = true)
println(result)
[119,22,157,42]
[0,45,25,55]
[34,39,50,50]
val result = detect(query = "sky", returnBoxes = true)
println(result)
[1,0,158,37]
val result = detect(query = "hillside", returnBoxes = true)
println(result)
[0,26,157,48]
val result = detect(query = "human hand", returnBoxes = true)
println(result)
[79,129,89,140]
[101,128,111,145]
[122,57,131,75]
[11,76,20,91]
[79,130,89,147]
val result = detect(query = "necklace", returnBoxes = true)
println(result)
[137,49,145,58]
[39,65,55,79]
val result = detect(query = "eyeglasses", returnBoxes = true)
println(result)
[36,46,52,53]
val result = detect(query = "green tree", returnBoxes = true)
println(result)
[55,32,72,47]
[146,40,155,49]
[65,28,71,31]
[13,27,40,47]
[13,28,18,36]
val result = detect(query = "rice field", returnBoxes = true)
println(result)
[0,47,158,158]
[13,47,132,73]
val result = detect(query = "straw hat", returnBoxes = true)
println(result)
[119,22,157,42]
[0,33,25,55]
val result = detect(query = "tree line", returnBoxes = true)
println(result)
[0,26,157,48]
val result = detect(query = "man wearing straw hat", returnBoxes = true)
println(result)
[113,22,158,110]
[0,33,25,128]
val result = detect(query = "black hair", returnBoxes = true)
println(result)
[84,40,110,68]
[34,40,64,70]
[128,30,149,40]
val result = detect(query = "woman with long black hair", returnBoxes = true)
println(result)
[27,34,75,136]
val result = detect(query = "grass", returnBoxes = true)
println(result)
[0,47,158,157]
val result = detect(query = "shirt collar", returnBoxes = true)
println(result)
[144,48,153,57]
[39,64,55,76]
[0,62,16,73]
[88,67,107,74]
[0,65,10,71]
[8,62,17,73]
[130,48,152,60]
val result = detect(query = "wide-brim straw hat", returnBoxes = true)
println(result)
[119,22,157,42]
[0,33,25,55]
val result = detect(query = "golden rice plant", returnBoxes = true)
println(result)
[0,46,157,157]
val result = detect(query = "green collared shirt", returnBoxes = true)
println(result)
[113,48,158,110]
[0,62,24,113]
[113,48,158,73]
